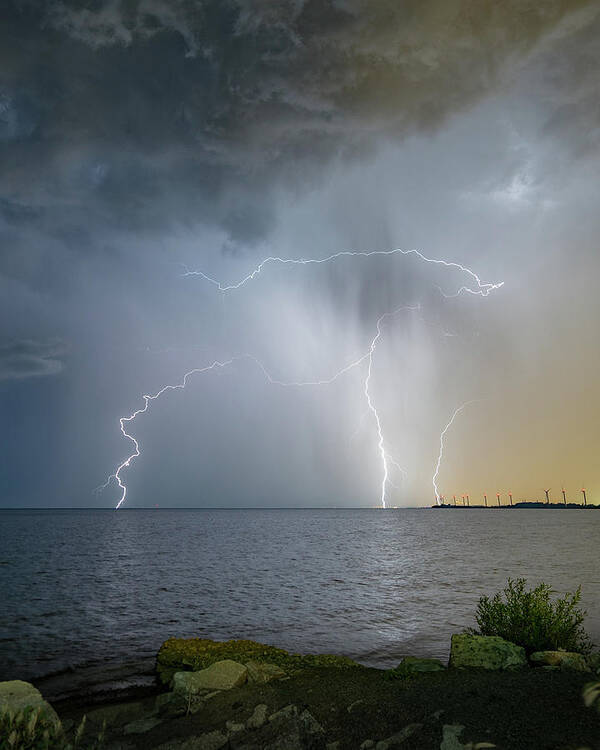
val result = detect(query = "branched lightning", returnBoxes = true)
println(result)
[99,308,415,509]
[100,247,503,509]
[432,400,480,505]
[182,247,504,298]
[97,357,245,509]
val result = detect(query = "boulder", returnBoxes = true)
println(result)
[123,716,163,734]
[264,708,325,750]
[157,637,359,686]
[245,661,287,684]
[587,652,600,674]
[173,660,247,693]
[246,703,268,729]
[0,680,60,728]
[226,720,245,733]
[449,634,527,670]
[375,723,422,748]
[529,651,589,671]
[394,657,445,675]
[347,699,365,713]
[155,731,229,750]
[440,725,466,750]
[269,704,299,722]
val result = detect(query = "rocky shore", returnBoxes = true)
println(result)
[2,635,599,750]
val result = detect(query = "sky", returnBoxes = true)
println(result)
[1,0,599,508]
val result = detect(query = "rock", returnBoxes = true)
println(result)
[155,732,229,750]
[156,636,358,686]
[226,720,245,733]
[193,730,229,748]
[155,686,222,717]
[530,650,590,671]
[245,661,287,684]
[87,699,150,727]
[173,660,247,693]
[440,724,466,750]
[0,680,61,729]
[394,657,445,675]
[155,693,175,712]
[360,742,375,749]
[449,634,527,670]
[375,723,422,749]
[269,704,299,722]
[587,652,600,674]
[440,725,496,750]
[298,710,324,737]
[264,709,325,749]
[246,703,268,729]
[123,716,163,734]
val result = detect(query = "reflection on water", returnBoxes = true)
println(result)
[1,508,598,697]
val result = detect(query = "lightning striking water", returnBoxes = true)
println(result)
[100,246,503,509]
[362,306,417,508]
[97,358,245,509]
[432,400,480,505]
[99,308,415,509]
[182,247,504,298]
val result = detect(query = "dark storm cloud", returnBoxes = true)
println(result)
[0,338,67,380]
[1,0,598,260]
[2,0,600,508]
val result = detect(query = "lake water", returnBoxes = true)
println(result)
[1,508,598,700]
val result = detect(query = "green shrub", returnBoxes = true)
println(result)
[470,578,592,655]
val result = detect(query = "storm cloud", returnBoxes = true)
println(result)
[1,0,600,507]
[3,0,599,253]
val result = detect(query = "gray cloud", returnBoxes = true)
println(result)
[0,338,67,380]
[2,0,598,262]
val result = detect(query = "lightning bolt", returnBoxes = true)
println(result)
[100,247,503,509]
[99,307,416,509]
[96,358,246,509]
[362,306,417,508]
[182,247,504,298]
[432,400,480,505]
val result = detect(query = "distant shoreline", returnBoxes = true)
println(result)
[432,502,599,509]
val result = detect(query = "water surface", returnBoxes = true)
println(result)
[1,508,598,698]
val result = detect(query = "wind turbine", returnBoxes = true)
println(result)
[544,488,551,504]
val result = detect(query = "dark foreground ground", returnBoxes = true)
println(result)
[55,666,600,750]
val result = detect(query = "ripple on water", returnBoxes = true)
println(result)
[1,508,599,698]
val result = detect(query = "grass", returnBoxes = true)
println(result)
[0,708,104,750]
